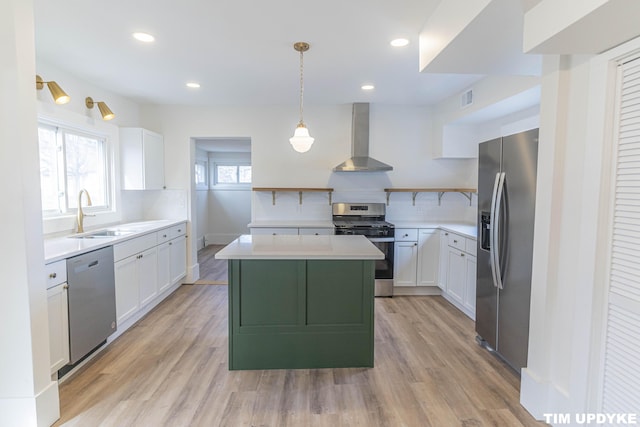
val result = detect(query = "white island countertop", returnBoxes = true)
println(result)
[215,234,385,260]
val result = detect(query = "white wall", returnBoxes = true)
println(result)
[521,37,640,422]
[140,103,479,279]
[0,1,59,425]
[206,151,251,244]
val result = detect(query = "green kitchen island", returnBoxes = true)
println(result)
[215,234,384,370]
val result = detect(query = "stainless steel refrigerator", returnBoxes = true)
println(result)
[476,128,538,372]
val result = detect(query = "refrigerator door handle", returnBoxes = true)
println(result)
[489,172,501,288]
[494,172,506,290]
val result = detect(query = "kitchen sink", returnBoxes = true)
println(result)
[69,229,137,239]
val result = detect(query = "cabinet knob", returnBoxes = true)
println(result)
[63,284,69,290]
[414,243,417,246]
[403,234,408,237]
[163,234,167,238]
[460,253,465,257]
[169,242,172,245]
[272,233,277,235]
[178,229,182,232]
[453,240,458,243]
[49,272,57,279]
[445,233,449,236]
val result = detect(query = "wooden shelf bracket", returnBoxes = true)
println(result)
[253,187,334,206]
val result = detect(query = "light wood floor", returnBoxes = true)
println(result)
[53,283,547,427]
[195,245,228,284]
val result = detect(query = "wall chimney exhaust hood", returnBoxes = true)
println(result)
[333,103,393,172]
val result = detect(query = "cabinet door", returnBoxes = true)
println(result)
[114,255,139,325]
[157,241,172,294]
[394,241,418,286]
[138,247,159,308]
[438,230,449,290]
[446,247,466,305]
[47,283,69,374]
[463,255,477,318]
[170,236,187,285]
[143,130,164,190]
[417,229,439,287]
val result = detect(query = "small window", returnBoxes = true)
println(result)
[214,163,252,185]
[38,123,111,216]
[195,160,208,188]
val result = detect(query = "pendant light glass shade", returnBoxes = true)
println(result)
[290,42,314,153]
[289,124,315,153]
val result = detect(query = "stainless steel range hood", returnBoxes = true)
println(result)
[333,103,393,172]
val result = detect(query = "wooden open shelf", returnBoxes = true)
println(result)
[252,187,334,205]
[383,188,477,206]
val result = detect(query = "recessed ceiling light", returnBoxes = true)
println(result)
[361,84,375,91]
[186,82,201,89]
[390,38,410,47]
[132,32,155,43]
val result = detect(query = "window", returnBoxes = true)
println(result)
[38,123,111,216]
[194,160,208,188]
[214,164,252,185]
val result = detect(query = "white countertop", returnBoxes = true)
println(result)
[44,219,186,263]
[248,220,335,229]
[215,234,385,260]
[392,222,477,239]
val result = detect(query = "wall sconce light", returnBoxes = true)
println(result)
[85,97,115,121]
[36,75,70,104]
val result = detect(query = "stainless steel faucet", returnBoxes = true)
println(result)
[77,189,94,233]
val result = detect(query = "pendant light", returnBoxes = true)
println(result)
[289,42,314,153]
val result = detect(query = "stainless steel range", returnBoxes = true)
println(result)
[333,202,394,297]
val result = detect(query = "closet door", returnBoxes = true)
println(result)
[601,56,640,415]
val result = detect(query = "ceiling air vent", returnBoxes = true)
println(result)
[460,89,473,109]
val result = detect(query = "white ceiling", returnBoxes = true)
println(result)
[33,0,538,107]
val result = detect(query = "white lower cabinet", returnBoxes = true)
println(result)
[251,227,333,235]
[394,240,418,286]
[438,230,449,290]
[417,229,439,287]
[114,222,187,328]
[157,241,172,294]
[115,253,143,325]
[169,235,187,284]
[394,228,440,291]
[138,247,159,308]
[441,231,477,319]
[47,282,69,374]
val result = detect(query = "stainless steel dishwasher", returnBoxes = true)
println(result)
[66,246,117,364]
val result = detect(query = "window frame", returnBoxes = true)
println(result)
[212,161,252,188]
[38,117,115,218]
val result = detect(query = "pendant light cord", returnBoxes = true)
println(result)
[298,48,304,126]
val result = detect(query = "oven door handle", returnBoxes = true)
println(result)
[367,237,395,243]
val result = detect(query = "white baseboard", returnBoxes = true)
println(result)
[204,233,241,245]
[0,380,59,427]
[521,367,571,422]
[186,262,199,284]
[393,286,442,296]
[440,292,475,320]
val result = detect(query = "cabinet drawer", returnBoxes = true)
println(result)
[447,233,465,251]
[465,238,477,256]
[158,223,186,243]
[251,227,297,235]
[114,232,158,261]
[45,260,67,289]
[395,228,418,242]
[299,228,333,235]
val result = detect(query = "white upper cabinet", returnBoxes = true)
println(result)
[120,128,165,190]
